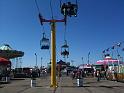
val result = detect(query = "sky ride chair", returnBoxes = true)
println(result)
[61,40,69,58]
[61,1,78,17]
[40,33,50,50]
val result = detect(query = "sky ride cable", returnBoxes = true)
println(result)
[34,0,41,14]
[59,0,62,8]
[35,0,51,52]
[50,0,54,19]
[64,24,67,42]
[34,0,44,26]
[63,24,69,61]
[63,14,68,47]
[59,0,67,7]
[35,0,48,38]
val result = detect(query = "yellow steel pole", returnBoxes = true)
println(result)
[50,22,57,88]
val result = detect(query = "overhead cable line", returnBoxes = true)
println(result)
[59,0,62,8]
[50,0,54,19]
[34,0,44,25]
[35,0,42,15]
[35,0,50,50]
[64,23,67,41]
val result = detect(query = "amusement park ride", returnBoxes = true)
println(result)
[0,44,24,80]
[0,44,24,59]
[35,0,78,88]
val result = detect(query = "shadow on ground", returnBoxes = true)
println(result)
[60,85,124,88]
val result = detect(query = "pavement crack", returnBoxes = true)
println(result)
[17,87,30,93]
[84,87,93,93]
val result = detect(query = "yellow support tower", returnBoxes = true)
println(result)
[38,16,65,89]
[50,22,57,88]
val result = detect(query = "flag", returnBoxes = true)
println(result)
[102,50,105,53]
[111,46,115,49]
[88,52,90,55]
[117,42,121,47]
[106,48,109,51]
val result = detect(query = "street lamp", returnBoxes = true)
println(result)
[120,56,123,62]
[88,52,90,64]
[35,53,37,68]
[71,60,74,66]
[82,57,84,65]
[41,57,42,69]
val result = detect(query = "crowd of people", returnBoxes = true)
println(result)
[67,68,107,82]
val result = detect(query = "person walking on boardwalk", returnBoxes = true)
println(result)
[96,70,101,81]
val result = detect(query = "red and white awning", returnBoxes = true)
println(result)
[96,56,119,65]
[96,59,119,65]
[79,64,92,69]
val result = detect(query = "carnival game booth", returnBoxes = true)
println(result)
[78,64,94,77]
[96,56,124,81]
[0,57,11,82]
[118,64,124,82]
[56,60,68,76]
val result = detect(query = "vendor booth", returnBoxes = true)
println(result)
[96,56,124,81]
[0,57,11,82]
[0,44,24,80]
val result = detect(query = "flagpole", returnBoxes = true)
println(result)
[88,52,90,64]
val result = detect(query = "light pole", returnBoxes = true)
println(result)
[35,53,37,68]
[117,44,120,73]
[88,52,90,64]
[41,57,42,69]
[71,60,74,66]
[120,56,123,62]
[82,57,84,65]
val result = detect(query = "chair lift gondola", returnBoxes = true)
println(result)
[60,0,78,17]
[61,40,69,58]
[40,33,50,50]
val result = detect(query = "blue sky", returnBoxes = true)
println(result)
[0,0,124,67]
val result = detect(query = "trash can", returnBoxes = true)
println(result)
[31,78,36,87]
[77,78,83,87]
[5,77,10,83]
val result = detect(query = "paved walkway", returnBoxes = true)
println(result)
[0,76,124,93]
